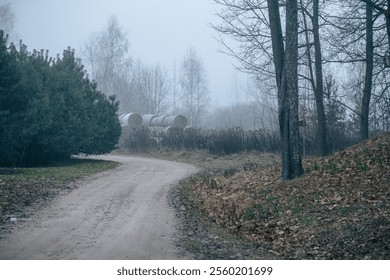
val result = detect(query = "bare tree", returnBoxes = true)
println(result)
[324,0,389,140]
[82,17,173,114]
[133,62,170,114]
[81,16,130,100]
[150,64,171,114]
[359,0,390,49]
[212,0,275,77]
[179,48,209,128]
[284,0,304,179]
[82,33,100,79]
[0,3,15,36]
[212,0,304,180]
[247,77,279,131]
[361,2,374,140]
[258,0,304,179]
[300,0,328,155]
[358,0,390,139]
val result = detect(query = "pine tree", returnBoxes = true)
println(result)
[1,33,121,166]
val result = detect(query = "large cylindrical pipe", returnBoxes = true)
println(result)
[120,113,143,128]
[163,115,187,128]
[151,115,169,127]
[141,114,188,128]
[142,114,157,126]
[118,112,127,124]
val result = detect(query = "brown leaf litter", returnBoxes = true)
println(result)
[191,133,390,259]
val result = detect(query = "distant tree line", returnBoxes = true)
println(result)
[82,16,210,127]
[0,31,121,166]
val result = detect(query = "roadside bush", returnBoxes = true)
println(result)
[120,125,281,155]
[120,122,362,157]
[125,126,157,152]
[207,127,245,155]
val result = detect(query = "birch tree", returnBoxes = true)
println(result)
[0,3,15,38]
[132,61,170,114]
[179,48,209,128]
[81,16,131,107]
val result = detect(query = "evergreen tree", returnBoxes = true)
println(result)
[0,31,23,165]
[0,32,121,166]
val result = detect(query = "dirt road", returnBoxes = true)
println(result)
[0,155,197,260]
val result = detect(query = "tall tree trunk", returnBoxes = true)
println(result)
[285,0,303,178]
[267,0,303,180]
[361,3,374,140]
[313,0,328,155]
[266,0,285,93]
[360,0,390,48]
[387,0,390,49]
[267,0,289,180]
[301,0,328,156]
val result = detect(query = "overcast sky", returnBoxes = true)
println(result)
[3,0,248,107]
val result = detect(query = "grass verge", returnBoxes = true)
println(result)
[0,158,119,224]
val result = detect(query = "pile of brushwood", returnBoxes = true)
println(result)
[191,133,390,259]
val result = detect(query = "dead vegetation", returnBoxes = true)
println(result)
[186,133,390,259]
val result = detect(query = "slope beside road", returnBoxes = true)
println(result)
[0,155,198,260]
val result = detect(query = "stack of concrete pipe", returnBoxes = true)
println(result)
[141,114,187,128]
[119,113,195,133]
[118,112,143,129]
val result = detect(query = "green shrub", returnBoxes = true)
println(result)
[0,32,121,166]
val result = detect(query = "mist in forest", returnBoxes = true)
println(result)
[3,0,245,110]
[2,0,390,161]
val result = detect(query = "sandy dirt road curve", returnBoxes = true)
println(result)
[0,155,198,260]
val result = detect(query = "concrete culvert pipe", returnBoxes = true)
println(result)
[142,114,157,127]
[121,113,143,128]
[151,115,169,127]
[118,112,127,124]
[162,115,187,128]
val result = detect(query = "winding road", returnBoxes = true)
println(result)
[0,155,198,260]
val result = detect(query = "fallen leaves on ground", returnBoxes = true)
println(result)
[191,133,390,259]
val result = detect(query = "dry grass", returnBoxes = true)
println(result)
[0,158,119,225]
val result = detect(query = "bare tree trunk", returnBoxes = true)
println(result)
[267,0,284,94]
[359,0,390,49]
[361,3,373,140]
[179,48,209,128]
[387,0,390,49]
[301,0,328,156]
[268,0,303,180]
[267,0,289,180]
[313,0,328,155]
[285,0,303,179]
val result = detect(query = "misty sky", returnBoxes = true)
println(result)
[3,0,248,107]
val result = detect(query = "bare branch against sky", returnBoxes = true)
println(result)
[3,0,247,107]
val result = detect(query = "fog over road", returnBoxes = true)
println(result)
[0,155,198,260]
